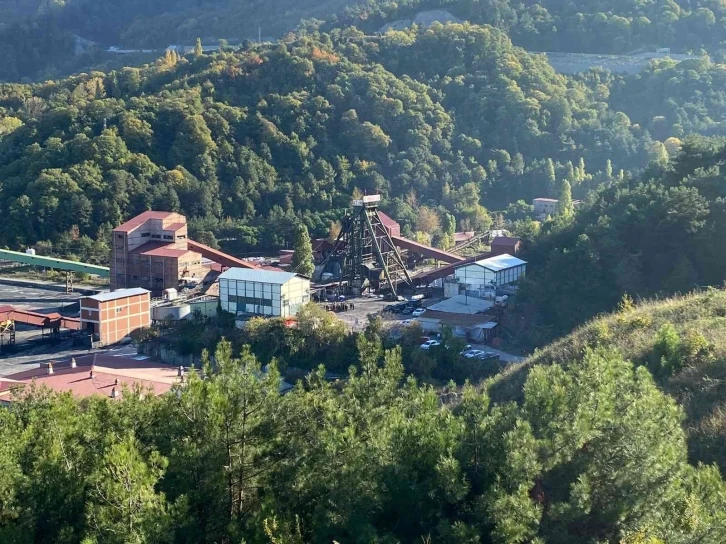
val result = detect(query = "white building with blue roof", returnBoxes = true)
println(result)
[446,254,527,299]
[218,268,310,318]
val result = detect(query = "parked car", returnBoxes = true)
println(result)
[402,306,414,315]
[463,349,485,359]
[476,352,499,361]
[411,308,427,317]
[459,345,472,355]
[420,340,441,350]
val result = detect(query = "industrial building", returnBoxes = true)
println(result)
[533,198,582,219]
[219,269,311,318]
[111,211,261,295]
[80,288,151,345]
[111,211,206,293]
[445,254,527,298]
[533,198,559,217]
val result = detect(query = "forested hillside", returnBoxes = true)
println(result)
[338,0,726,54]
[2,333,726,543]
[514,135,726,344]
[0,0,352,81]
[493,288,726,475]
[0,24,678,261]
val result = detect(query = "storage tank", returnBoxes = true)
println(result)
[152,304,190,321]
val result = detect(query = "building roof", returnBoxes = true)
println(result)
[114,211,179,233]
[378,211,400,229]
[428,295,494,315]
[419,311,496,327]
[219,268,305,285]
[85,288,150,303]
[142,247,192,258]
[533,198,558,203]
[491,236,521,246]
[469,254,527,272]
[0,354,179,403]
[164,222,186,232]
[312,238,334,252]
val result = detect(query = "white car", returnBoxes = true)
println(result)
[420,340,441,350]
[462,349,485,359]
[411,308,427,317]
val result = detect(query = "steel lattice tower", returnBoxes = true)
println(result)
[326,196,412,295]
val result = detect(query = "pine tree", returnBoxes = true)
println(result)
[566,161,575,183]
[291,223,314,277]
[605,159,613,180]
[546,158,556,183]
[556,179,574,217]
[194,37,203,57]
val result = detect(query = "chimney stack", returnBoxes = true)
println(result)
[47,362,54,375]
[89,369,95,379]
[110,387,117,399]
[70,358,77,369]
[114,378,119,386]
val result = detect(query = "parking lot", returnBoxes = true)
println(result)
[0,282,80,311]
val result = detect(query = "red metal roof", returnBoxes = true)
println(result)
[491,236,521,246]
[164,222,186,232]
[0,354,178,402]
[114,211,178,233]
[378,212,399,229]
[141,247,191,258]
[129,241,198,259]
[0,305,80,330]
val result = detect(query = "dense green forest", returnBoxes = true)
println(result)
[514,135,726,344]
[0,23,698,261]
[2,328,726,543]
[338,0,726,54]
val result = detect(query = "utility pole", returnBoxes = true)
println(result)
[258,26,262,44]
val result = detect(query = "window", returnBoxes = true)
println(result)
[151,234,161,239]
[116,234,124,239]
[230,295,273,309]
[115,245,124,250]
[177,235,187,240]
[116,307,124,313]
[163,235,174,240]
[141,232,151,238]
[154,277,163,283]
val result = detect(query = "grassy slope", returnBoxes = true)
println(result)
[490,289,726,471]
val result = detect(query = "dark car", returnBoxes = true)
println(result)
[384,304,405,313]
[401,306,414,315]
[476,352,499,361]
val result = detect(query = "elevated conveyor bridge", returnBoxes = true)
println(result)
[0,249,109,293]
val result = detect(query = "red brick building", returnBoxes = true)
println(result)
[80,288,151,345]
[111,211,206,293]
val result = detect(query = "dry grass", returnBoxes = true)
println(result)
[488,288,726,470]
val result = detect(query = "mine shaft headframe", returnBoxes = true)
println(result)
[327,195,412,295]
